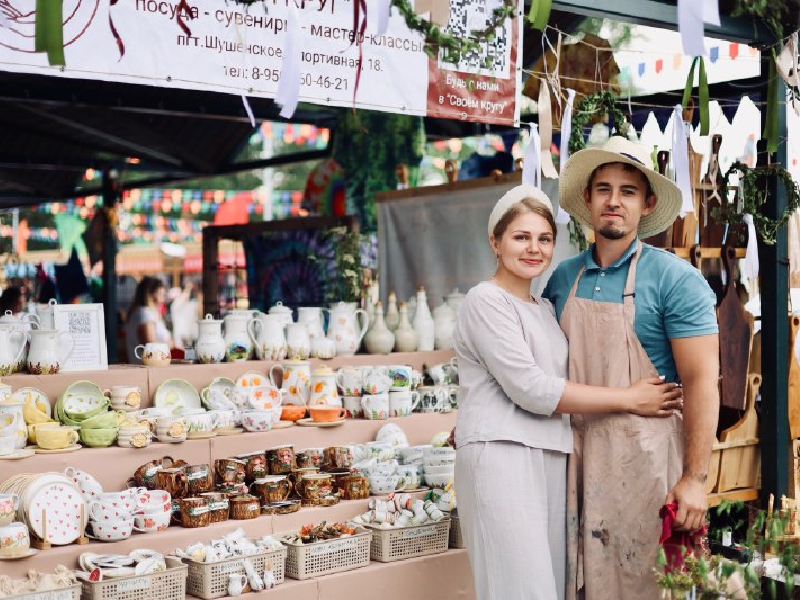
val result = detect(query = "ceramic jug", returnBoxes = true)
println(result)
[365,303,395,355]
[327,302,368,357]
[27,329,74,375]
[309,366,340,406]
[393,303,418,352]
[412,288,435,352]
[433,303,456,350]
[385,292,400,332]
[297,307,326,342]
[445,287,466,315]
[0,399,26,450]
[223,312,253,362]
[196,315,226,364]
[0,330,26,377]
[270,359,311,405]
[268,302,294,328]
[285,323,311,360]
[0,310,40,330]
[248,313,287,361]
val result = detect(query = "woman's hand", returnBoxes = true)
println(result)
[624,377,683,417]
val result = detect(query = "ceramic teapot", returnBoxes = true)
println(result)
[327,302,368,357]
[285,323,311,360]
[309,366,340,406]
[248,313,287,361]
[222,312,253,362]
[36,299,58,330]
[0,330,26,377]
[297,307,326,342]
[27,329,75,375]
[196,315,226,364]
[268,302,293,328]
[0,310,40,330]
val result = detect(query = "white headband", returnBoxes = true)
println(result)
[487,185,555,237]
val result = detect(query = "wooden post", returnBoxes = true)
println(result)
[101,169,120,364]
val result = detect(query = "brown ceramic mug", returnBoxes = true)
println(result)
[238,452,268,482]
[155,468,187,498]
[215,459,246,485]
[184,464,213,495]
[266,445,295,475]
[294,452,310,469]
[296,473,333,501]
[324,445,353,472]
[340,475,369,500]
[251,476,293,504]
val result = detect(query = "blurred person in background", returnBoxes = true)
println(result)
[125,276,172,363]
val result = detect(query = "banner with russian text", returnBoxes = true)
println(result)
[0,0,521,125]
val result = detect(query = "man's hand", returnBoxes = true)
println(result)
[447,427,456,449]
[665,476,706,531]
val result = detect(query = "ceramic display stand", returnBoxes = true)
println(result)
[30,505,89,550]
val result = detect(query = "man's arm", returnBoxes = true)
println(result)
[666,333,720,531]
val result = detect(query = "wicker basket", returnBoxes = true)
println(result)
[6,583,81,600]
[365,518,450,562]
[81,558,187,600]
[185,547,287,599]
[280,528,371,580]
[449,512,465,549]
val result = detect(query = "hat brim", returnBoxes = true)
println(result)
[558,148,683,239]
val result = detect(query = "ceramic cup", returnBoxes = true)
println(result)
[0,494,19,526]
[36,426,79,450]
[251,475,293,503]
[0,522,29,557]
[361,394,390,420]
[387,365,414,391]
[241,410,272,432]
[105,386,141,410]
[133,510,171,533]
[342,396,363,419]
[266,445,295,475]
[90,518,134,541]
[134,343,171,366]
[397,464,422,490]
[182,410,217,433]
[90,500,133,521]
[335,367,364,397]
[308,406,345,423]
[389,391,420,417]
[208,409,237,431]
[298,447,325,469]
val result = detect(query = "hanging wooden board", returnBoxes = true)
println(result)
[789,316,800,439]
[717,246,753,410]
[699,134,727,248]
[716,374,761,493]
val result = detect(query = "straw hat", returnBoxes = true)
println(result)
[558,136,682,239]
[487,185,554,237]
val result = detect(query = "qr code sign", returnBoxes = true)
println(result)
[68,312,91,335]
[438,0,512,77]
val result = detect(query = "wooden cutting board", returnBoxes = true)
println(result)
[716,373,761,493]
[789,316,800,439]
[717,246,753,410]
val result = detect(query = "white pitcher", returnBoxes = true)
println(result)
[196,314,226,364]
[0,329,26,377]
[286,323,311,360]
[327,302,368,357]
[27,329,74,375]
[268,302,294,328]
[222,312,253,362]
[36,299,58,330]
[248,313,287,361]
[297,307,326,341]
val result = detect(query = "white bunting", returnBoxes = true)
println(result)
[559,88,576,172]
[671,105,694,216]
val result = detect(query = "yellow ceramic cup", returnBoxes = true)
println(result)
[36,427,79,450]
[22,404,50,425]
[27,422,60,445]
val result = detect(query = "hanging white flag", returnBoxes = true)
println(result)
[275,2,302,119]
[559,88,576,172]
[742,214,759,280]
[671,105,694,216]
[522,124,542,189]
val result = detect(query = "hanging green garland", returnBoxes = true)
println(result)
[565,91,632,250]
[719,161,800,245]
[390,0,517,62]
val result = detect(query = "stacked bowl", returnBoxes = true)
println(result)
[422,447,455,489]
[56,381,118,448]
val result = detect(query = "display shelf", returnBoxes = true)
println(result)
[0,413,456,491]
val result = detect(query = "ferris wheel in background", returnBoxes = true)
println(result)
[0,0,100,54]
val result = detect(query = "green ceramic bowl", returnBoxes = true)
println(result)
[79,410,118,430]
[79,427,118,448]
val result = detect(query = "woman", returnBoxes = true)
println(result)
[452,185,681,600]
[125,276,172,363]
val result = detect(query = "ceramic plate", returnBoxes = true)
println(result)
[0,549,38,560]
[247,386,282,411]
[25,475,86,545]
[200,377,237,409]
[0,449,34,460]
[154,379,201,415]
[31,444,82,454]
[12,387,50,418]
[61,381,107,416]
[236,372,268,388]
[296,418,345,428]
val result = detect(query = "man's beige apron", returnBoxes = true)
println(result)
[560,242,684,600]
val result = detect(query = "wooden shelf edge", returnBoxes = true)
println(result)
[707,488,760,507]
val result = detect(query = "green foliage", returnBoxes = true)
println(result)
[730,0,800,43]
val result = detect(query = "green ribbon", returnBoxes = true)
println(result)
[35,0,65,66]
[528,0,551,30]
[765,55,778,154]
[681,56,709,135]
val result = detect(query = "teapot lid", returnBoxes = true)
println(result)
[269,302,292,314]
[312,366,334,376]
[446,287,465,300]
[200,314,222,323]
[0,310,18,322]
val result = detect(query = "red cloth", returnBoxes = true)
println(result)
[659,502,707,570]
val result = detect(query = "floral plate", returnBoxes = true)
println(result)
[154,379,201,415]
[11,387,50,418]
[235,372,269,388]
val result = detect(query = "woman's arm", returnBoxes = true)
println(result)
[556,378,681,416]
[137,321,157,344]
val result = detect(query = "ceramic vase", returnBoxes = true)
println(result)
[385,292,400,332]
[393,303,418,353]
[365,303,395,355]
[433,303,456,350]
[412,287,435,352]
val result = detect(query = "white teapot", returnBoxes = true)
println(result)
[327,302,368,357]
[196,315,225,364]
[268,302,294,328]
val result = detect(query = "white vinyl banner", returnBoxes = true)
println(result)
[0,0,521,125]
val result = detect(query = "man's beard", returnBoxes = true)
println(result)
[596,224,628,240]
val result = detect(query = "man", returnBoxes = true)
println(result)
[542,136,719,599]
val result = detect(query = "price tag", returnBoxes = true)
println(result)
[116,577,149,592]
[17,590,76,600]
[401,526,436,539]
[309,537,357,556]
[219,561,244,574]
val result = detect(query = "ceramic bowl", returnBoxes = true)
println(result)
[79,427,118,448]
[423,464,455,476]
[281,405,307,422]
[90,518,134,541]
[368,474,403,494]
[424,457,456,467]
[422,446,455,460]
[133,510,171,533]
[371,460,398,476]
[397,447,425,464]
[135,490,171,514]
[241,410,273,432]
[423,472,453,489]
[80,410,119,430]
[183,411,216,433]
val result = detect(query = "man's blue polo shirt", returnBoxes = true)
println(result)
[542,238,718,383]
